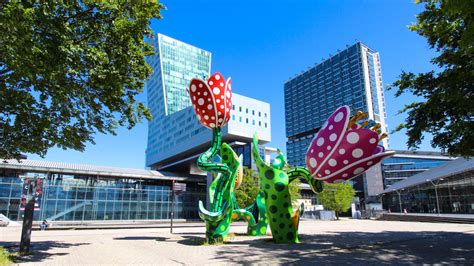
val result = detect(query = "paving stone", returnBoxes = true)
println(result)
[1,219,473,264]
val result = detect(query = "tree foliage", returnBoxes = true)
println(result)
[235,167,259,208]
[234,167,303,208]
[288,177,302,205]
[389,0,474,157]
[0,1,164,159]
[317,182,355,220]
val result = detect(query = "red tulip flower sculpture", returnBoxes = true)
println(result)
[188,72,232,129]
[306,106,394,183]
[188,72,262,244]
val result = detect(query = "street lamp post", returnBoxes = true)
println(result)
[170,179,175,234]
[395,189,404,214]
[427,178,444,216]
[379,193,384,210]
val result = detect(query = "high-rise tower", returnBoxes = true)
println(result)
[145,34,272,172]
[284,41,388,203]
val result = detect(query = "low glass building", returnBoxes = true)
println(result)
[0,160,206,222]
[381,150,454,189]
[381,158,474,214]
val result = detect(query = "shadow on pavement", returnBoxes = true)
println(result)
[213,230,474,264]
[114,233,205,246]
[176,235,206,246]
[113,236,168,241]
[173,232,205,235]
[1,241,90,263]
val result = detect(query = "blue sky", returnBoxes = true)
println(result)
[29,0,438,168]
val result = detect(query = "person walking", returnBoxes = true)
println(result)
[40,220,48,231]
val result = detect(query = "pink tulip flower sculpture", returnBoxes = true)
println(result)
[306,106,395,183]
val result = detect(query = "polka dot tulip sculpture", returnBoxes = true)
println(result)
[251,105,393,244]
[188,72,232,129]
[188,72,266,244]
[252,133,324,243]
[305,105,394,183]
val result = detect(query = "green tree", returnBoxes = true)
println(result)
[234,167,303,208]
[389,0,474,157]
[285,164,302,205]
[317,182,355,220]
[0,1,164,159]
[0,246,13,265]
[234,167,259,208]
[288,177,302,206]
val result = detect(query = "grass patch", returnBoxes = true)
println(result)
[0,247,13,266]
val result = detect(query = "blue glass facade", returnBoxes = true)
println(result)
[382,152,454,188]
[284,42,387,167]
[145,34,212,167]
[151,33,211,116]
[284,42,389,204]
[383,170,474,214]
[0,173,205,222]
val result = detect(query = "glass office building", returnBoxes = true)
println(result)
[382,158,474,214]
[382,150,454,189]
[150,33,211,116]
[0,160,206,222]
[284,41,388,204]
[145,33,212,168]
[145,34,272,172]
[284,41,388,166]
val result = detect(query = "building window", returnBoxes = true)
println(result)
[259,121,261,126]
[232,115,235,121]
[246,108,248,114]
[252,110,255,115]
[258,112,261,117]
[239,106,242,112]
[232,105,235,110]
[265,122,267,128]
[264,113,267,118]
[246,118,249,124]
[252,120,255,125]
[239,116,242,122]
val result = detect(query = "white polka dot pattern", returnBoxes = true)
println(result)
[188,72,232,129]
[305,105,395,184]
[305,106,349,179]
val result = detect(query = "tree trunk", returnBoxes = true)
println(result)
[20,189,36,254]
[335,211,339,220]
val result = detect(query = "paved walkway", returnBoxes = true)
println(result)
[385,212,474,219]
[1,219,473,265]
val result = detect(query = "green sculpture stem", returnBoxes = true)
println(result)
[197,127,238,244]
[252,134,301,243]
[197,130,320,244]
[197,128,231,177]
[288,167,324,194]
[231,190,268,236]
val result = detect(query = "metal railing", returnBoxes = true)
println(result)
[361,209,387,219]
